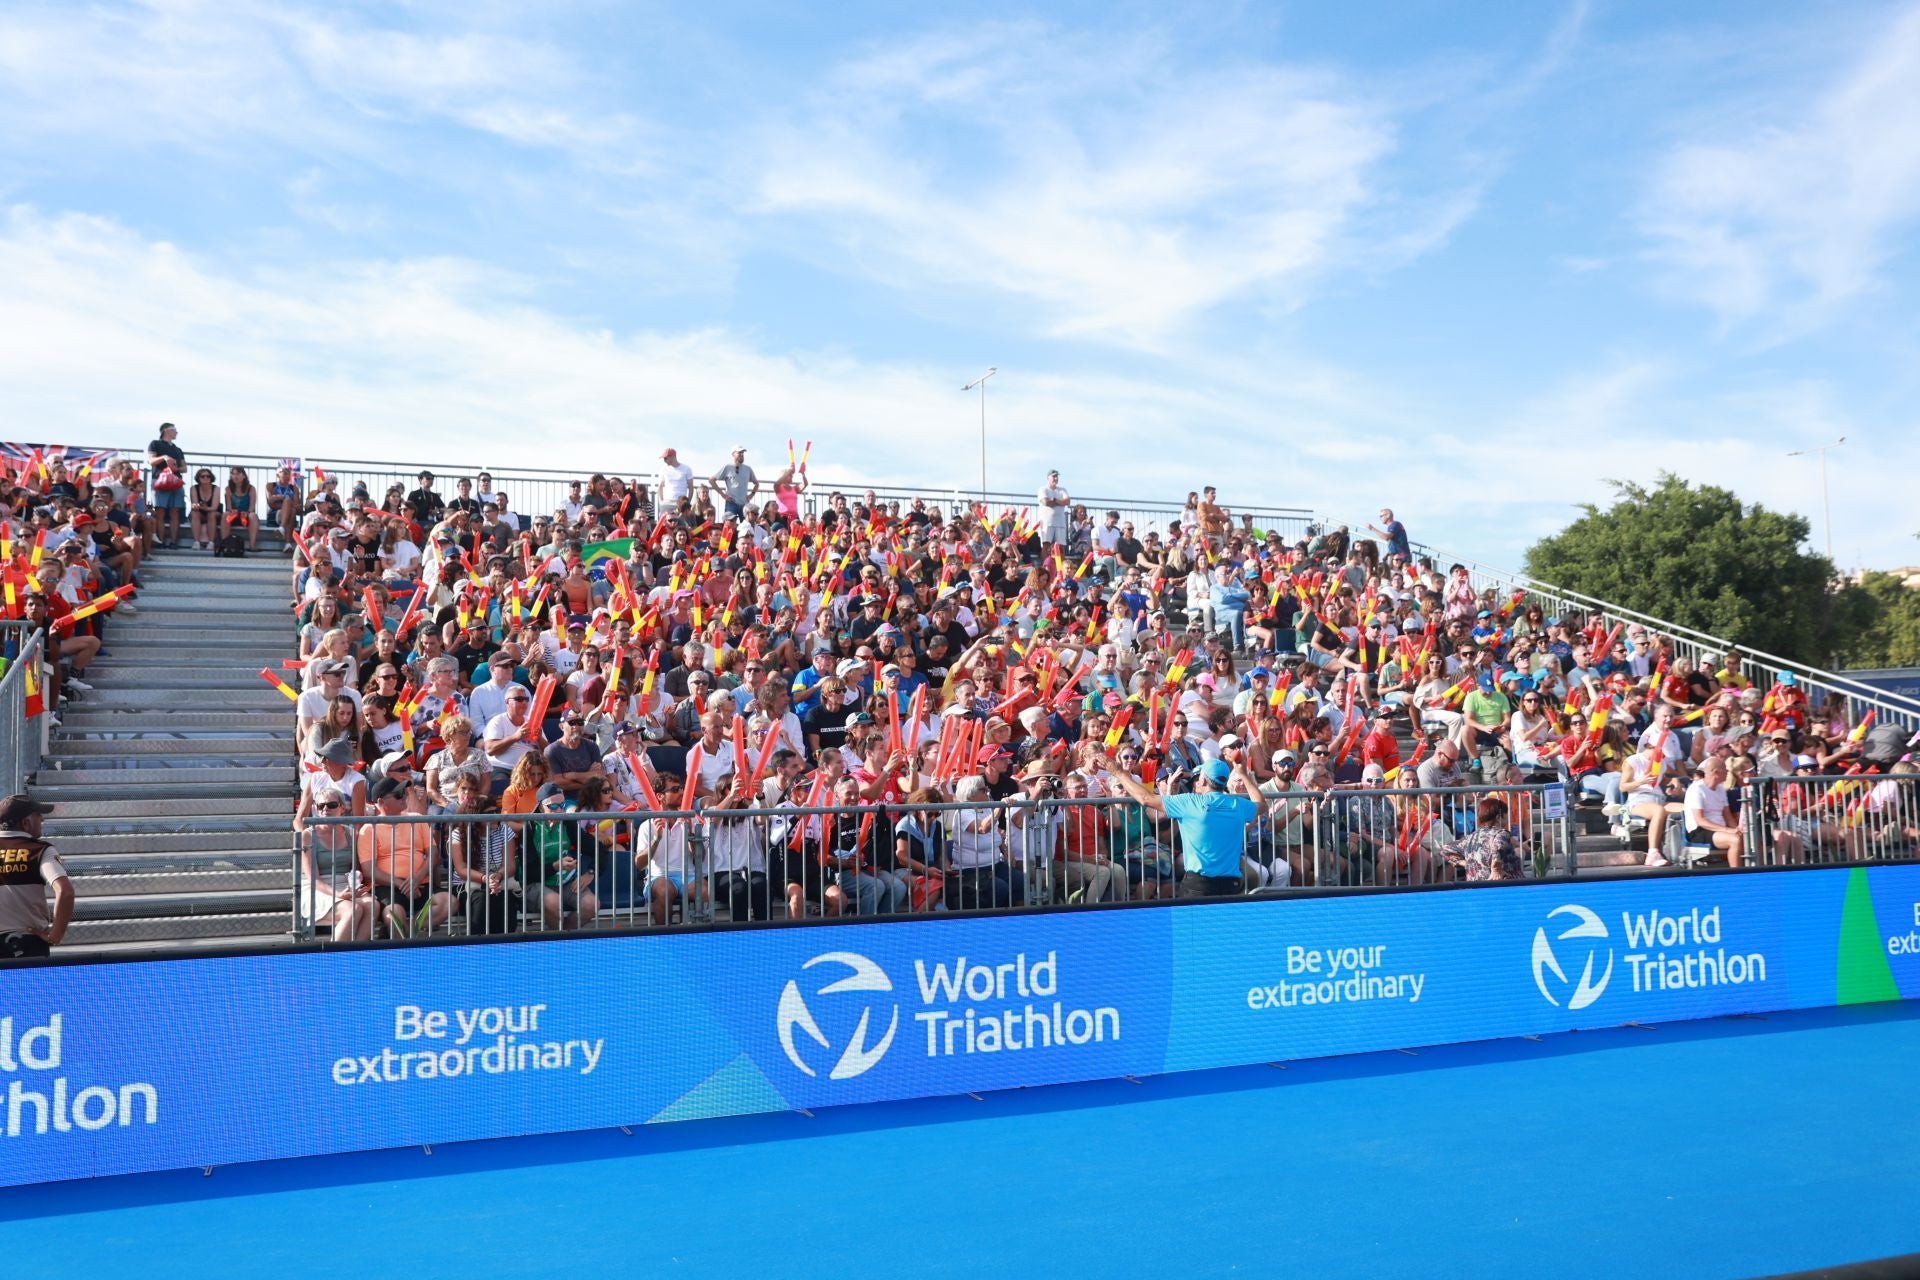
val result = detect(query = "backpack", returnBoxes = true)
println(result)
[215,529,247,558]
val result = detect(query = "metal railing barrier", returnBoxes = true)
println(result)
[1743,773,1920,869]
[0,624,47,796]
[294,784,1577,944]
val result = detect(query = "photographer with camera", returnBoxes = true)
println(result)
[1101,746,1261,899]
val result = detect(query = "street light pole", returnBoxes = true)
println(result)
[1786,437,1846,564]
[962,367,996,505]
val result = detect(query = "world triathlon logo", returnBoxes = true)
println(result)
[1531,905,1614,1010]
[776,952,899,1081]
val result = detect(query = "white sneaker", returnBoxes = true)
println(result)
[1644,851,1671,868]
[117,602,139,616]
[64,676,95,693]
[1601,803,1622,817]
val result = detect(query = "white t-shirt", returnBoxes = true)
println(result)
[689,740,737,793]
[303,767,366,805]
[1637,726,1686,766]
[659,463,695,506]
[1037,484,1070,533]
[1684,780,1730,832]
[297,686,362,726]
[483,711,533,771]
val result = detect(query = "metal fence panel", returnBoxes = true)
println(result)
[295,784,1578,944]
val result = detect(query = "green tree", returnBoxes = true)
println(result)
[1829,572,1920,669]
[1522,474,1837,662]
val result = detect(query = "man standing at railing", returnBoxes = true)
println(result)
[1101,753,1260,898]
[405,470,445,528]
[709,445,759,519]
[1038,469,1071,548]
[1367,508,1411,564]
[0,796,71,958]
[659,448,694,508]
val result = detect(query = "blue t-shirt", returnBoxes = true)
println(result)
[1163,792,1257,878]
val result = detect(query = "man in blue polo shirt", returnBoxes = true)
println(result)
[1101,754,1260,898]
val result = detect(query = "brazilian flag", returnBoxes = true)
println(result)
[582,539,633,571]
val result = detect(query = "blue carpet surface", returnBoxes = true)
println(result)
[5,1002,1916,1278]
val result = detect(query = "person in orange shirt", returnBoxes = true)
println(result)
[357,776,454,937]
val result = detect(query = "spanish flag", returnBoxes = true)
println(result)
[581,539,633,571]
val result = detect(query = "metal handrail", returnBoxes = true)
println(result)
[1378,530,1920,725]
[0,627,47,796]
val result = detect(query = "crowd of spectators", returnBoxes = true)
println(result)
[232,437,1920,938]
[0,444,151,730]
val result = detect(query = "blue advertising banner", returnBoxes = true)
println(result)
[1,866,1915,1187]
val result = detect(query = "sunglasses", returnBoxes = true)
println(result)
[316,802,343,811]
[507,696,530,704]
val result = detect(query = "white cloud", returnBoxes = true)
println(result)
[756,26,1402,345]
[0,0,644,162]
[1641,4,1920,324]
[6,206,1915,583]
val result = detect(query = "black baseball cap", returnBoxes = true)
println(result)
[0,794,53,826]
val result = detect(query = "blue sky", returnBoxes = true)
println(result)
[3,0,1919,574]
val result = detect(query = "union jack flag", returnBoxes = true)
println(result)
[0,442,120,480]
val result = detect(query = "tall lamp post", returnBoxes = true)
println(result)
[962,367,996,504]
[1786,436,1846,564]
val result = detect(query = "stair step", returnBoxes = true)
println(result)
[62,849,290,875]
[78,671,292,691]
[62,912,294,945]
[102,633,289,652]
[57,713,293,734]
[57,932,295,958]
[51,736,292,757]
[72,868,291,897]
[52,831,288,855]
[90,652,293,670]
[38,795,291,821]
[104,633,290,649]
[30,765,297,787]
[56,688,290,709]
[73,889,289,918]
[42,752,292,772]
[125,617,290,633]
[31,780,294,802]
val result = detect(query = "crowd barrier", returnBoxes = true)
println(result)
[295,786,1579,942]
[154,449,1317,548]
[1744,774,1920,868]
[5,864,1917,1187]
[0,624,46,796]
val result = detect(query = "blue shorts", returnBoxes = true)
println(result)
[647,872,689,893]
[151,488,186,512]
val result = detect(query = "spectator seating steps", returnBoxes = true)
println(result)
[34,546,299,955]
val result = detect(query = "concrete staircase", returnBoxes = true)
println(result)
[37,545,297,954]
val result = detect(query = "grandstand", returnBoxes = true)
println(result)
[3,441,1920,951]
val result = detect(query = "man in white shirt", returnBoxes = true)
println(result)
[1682,757,1744,866]
[1037,470,1071,546]
[1092,509,1123,576]
[468,652,528,729]
[297,659,363,743]
[483,687,537,780]
[659,448,695,507]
